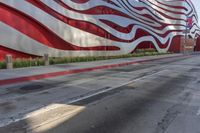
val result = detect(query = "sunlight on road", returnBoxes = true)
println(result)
[26,103,85,133]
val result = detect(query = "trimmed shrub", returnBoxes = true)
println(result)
[0,61,6,69]
[0,50,171,69]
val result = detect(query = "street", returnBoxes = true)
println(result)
[0,55,200,133]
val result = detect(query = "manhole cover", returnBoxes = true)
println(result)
[19,84,44,93]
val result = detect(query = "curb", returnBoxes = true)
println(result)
[0,55,184,86]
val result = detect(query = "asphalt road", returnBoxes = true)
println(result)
[1,55,200,133]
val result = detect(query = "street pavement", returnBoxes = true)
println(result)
[0,54,200,133]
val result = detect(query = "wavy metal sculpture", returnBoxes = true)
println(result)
[0,0,199,59]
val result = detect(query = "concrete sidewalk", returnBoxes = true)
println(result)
[0,54,183,86]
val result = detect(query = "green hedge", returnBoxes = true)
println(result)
[13,58,44,68]
[135,48,157,53]
[0,61,6,69]
[0,49,171,69]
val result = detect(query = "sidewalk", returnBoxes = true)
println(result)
[0,54,183,86]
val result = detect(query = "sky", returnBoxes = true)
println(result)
[192,0,200,23]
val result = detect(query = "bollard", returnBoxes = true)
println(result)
[44,54,49,66]
[5,55,13,69]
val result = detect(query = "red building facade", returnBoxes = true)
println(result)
[0,0,199,60]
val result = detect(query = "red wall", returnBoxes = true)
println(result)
[168,35,181,53]
[0,46,38,61]
[195,37,200,51]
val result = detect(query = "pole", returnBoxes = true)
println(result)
[5,55,13,69]
[184,15,188,54]
[184,0,187,53]
[105,33,107,59]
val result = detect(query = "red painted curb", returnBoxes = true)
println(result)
[0,55,183,86]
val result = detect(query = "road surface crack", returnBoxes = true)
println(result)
[155,92,192,133]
